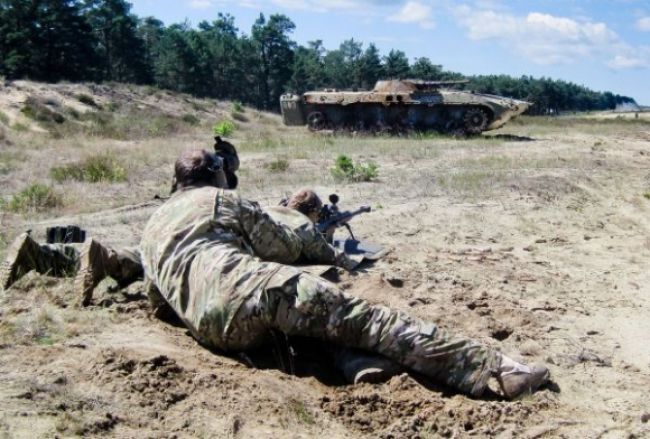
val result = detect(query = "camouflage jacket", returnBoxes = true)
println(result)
[140,186,333,342]
[265,206,352,267]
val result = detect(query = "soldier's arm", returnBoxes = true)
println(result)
[238,198,303,264]
[296,223,357,270]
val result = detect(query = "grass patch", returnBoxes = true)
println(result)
[21,97,65,124]
[181,113,200,125]
[76,93,98,107]
[191,100,207,112]
[232,101,244,113]
[12,122,28,131]
[249,136,279,150]
[61,110,188,139]
[50,154,127,183]
[231,111,249,122]
[643,192,650,200]
[0,150,26,175]
[213,120,236,136]
[267,158,290,172]
[289,399,315,425]
[331,154,379,183]
[8,183,62,213]
[0,110,9,125]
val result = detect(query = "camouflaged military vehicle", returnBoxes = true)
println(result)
[280,79,530,135]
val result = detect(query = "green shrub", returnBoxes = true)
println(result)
[267,158,290,172]
[181,113,200,125]
[232,101,244,113]
[0,111,9,125]
[213,120,235,136]
[21,97,65,124]
[331,154,378,182]
[644,191,650,200]
[76,93,98,107]
[50,155,127,183]
[231,111,249,123]
[9,183,62,213]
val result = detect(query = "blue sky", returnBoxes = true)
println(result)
[130,0,650,104]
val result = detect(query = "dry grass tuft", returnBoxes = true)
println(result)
[7,183,63,213]
[50,154,127,183]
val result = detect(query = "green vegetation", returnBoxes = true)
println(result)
[643,192,650,200]
[54,110,189,139]
[181,113,200,125]
[232,101,244,113]
[267,158,290,172]
[0,1,634,113]
[331,154,378,182]
[0,110,9,125]
[213,120,235,136]
[76,93,98,107]
[289,399,315,425]
[8,183,62,213]
[50,155,127,183]
[231,111,249,123]
[21,97,65,124]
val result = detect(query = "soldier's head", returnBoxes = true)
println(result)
[286,189,323,223]
[171,149,228,193]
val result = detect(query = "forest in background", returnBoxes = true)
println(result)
[0,0,636,114]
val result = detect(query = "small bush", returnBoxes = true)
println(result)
[0,111,9,125]
[181,113,200,125]
[331,154,379,182]
[21,97,65,124]
[231,111,249,123]
[267,158,290,172]
[213,120,235,136]
[232,101,244,113]
[644,192,650,200]
[76,93,98,107]
[191,101,207,112]
[50,155,127,183]
[9,183,62,213]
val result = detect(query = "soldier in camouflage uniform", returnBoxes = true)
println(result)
[1,139,244,306]
[141,149,549,399]
[0,233,142,306]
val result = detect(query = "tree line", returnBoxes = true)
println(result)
[0,0,635,114]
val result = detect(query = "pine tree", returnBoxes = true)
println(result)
[383,49,410,79]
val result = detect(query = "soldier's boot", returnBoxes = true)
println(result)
[336,349,402,384]
[1,233,42,291]
[74,239,112,307]
[496,354,549,399]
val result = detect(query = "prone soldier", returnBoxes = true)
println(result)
[141,149,550,399]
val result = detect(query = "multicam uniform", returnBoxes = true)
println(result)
[2,233,142,287]
[140,186,499,396]
[265,206,357,268]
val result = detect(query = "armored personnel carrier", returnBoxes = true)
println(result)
[280,79,530,135]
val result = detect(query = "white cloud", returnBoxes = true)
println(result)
[636,17,650,31]
[387,1,435,29]
[189,0,213,9]
[453,5,639,67]
[270,0,354,12]
[608,55,645,69]
[607,46,650,69]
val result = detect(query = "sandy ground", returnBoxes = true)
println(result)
[1,82,649,438]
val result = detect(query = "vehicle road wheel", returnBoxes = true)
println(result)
[464,108,489,134]
[307,111,327,131]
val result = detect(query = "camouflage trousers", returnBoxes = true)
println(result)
[219,272,499,396]
[13,234,142,286]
